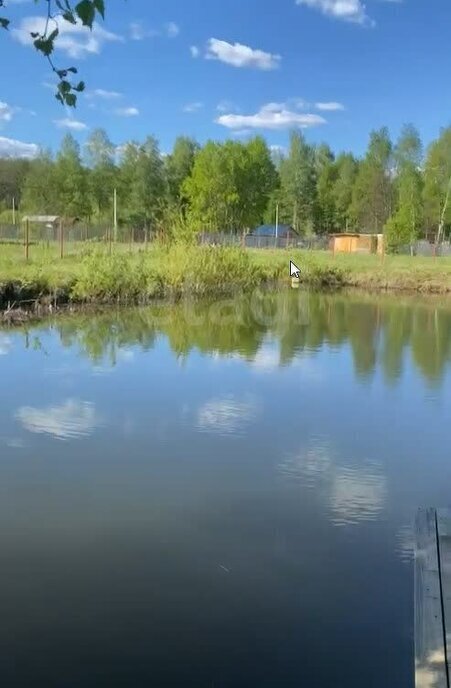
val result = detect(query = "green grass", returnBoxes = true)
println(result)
[1,241,451,311]
[249,249,451,292]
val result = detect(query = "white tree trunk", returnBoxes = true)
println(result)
[437,175,451,244]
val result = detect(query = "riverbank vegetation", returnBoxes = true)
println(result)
[1,245,451,318]
[2,123,451,250]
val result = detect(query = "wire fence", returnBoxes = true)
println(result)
[2,223,451,261]
[396,240,451,257]
[198,231,330,250]
[0,223,155,259]
[198,231,451,257]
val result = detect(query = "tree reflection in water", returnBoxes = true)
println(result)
[15,290,451,386]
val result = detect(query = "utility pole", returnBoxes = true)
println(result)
[12,197,16,226]
[113,188,117,242]
[275,203,279,238]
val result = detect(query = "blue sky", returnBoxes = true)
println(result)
[1,0,450,159]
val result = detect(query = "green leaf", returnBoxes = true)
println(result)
[48,27,60,43]
[65,93,77,107]
[55,0,73,9]
[0,17,10,30]
[62,11,77,25]
[75,0,96,27]
[33,36,55,57]
[93,0,105,19]
[58,80,72,94]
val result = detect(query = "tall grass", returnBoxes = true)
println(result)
[71,244,292,302]
[72,250,161,302]
[160,244,262,294]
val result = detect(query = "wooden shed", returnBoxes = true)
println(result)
[329,233,384,255]
[329,233,360,253]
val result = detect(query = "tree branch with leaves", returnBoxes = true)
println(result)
[0,0,107,106]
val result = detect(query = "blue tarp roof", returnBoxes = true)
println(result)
[251,224,297,237]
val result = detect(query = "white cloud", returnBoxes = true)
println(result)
[12,15,122,58]
[315,101,345,111]
[217,102,326,130]
[190,45,200,58]
[0,136,38,158]
[0,100,17,127]
[216,100,239,113]
[183,101,203,113]
[165,22,180,38]
[129,21,149,40]
[86,88,122,99]
[205,38,281,70]
[16,399,101,441]
[115,106,139,117]
[54,117,88,131]
[129,20,179,40]
[296,0,374,25]
[0,101,35,125]
[0,101,14,124]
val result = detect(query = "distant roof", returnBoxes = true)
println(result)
[22,215,60,224]
[330,232,361,238]
[251,224,298,237]
[22,216,81,226]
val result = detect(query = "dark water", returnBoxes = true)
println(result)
[1,289,451,688]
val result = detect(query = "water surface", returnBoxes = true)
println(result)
[1,290,451,687]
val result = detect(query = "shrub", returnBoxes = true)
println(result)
[159,244,260,295]
[72,249,162,302]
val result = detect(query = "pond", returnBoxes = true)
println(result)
[1,289,451,687]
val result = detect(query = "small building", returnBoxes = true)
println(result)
[21,215,81,242]
[245,224,299,249]
[22,215,60,230]
[22,216,80,228]
[329,232,384,255]
[250,224,299,239]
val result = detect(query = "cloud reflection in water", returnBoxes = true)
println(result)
[330,464,387,527]
[197,396,260,437]
[279,442,388,527]
[16,399,101,441]
[0,335,12,356]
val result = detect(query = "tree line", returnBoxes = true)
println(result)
[1,123,451,247]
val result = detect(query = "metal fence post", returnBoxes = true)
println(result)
[25,219,29,261]
[60,219,64,259]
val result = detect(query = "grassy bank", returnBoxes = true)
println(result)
[0,243,450,316]
[251,249,451,293]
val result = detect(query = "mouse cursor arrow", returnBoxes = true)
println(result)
[290,261,301,278]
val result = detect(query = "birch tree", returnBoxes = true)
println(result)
[423,127,451,244]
